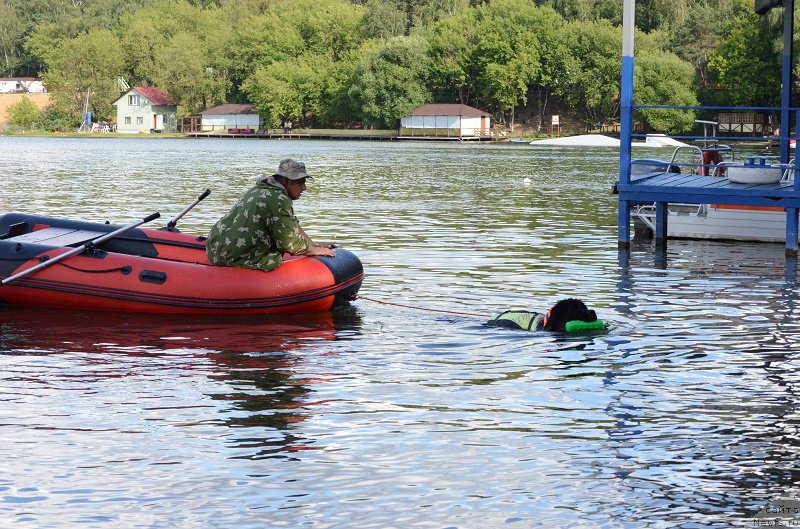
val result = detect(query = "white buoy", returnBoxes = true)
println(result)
[523,177,531,186]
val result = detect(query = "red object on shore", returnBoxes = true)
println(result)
[0,213,362,314]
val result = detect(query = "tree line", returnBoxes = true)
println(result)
[0,0,788,134]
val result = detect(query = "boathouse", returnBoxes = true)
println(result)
[112,87,178,133]
[717,111,770,136]
[400,104,491,138]
[616,0,800,256]
[201,103,261,133]
[0,78,45,94]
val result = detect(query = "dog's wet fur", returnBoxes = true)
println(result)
[543,298,597,332]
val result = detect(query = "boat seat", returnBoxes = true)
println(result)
[0,222,29,240]
[4,227,107,247]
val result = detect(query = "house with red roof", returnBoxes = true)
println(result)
[112,86,178,133]
[400,104,491,138]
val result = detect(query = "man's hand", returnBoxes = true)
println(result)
[306,244,336,257]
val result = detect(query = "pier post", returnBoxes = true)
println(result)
[787,207,799,257]
[618,0,635,251]
[618,200,631,250]
[655,202,668,250]
[780,0,795,164]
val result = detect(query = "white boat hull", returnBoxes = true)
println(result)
[633,203,799,243]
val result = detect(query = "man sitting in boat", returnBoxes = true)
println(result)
[486,298,605,332]
[206,158,335,271]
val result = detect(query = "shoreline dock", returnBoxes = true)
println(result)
[184,129,497,141]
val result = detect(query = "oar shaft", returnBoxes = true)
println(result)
[1,212,160,286]
[166,189,210,230]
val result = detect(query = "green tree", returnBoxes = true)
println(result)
[238,0,366,121]
[0,2,25,76]
[118,14,162,85]
[225,10,305,92]
[634,45,698,132]
[559,19,622,129]
[41,28,125,121]
[24,22,69,79]
[707,0,782,108]
[38,105,75,131]
[513,5,571,133]
[361,0,408,39]
[218,0,273,18]
[15,0,152,76]
[538,0,600,22]
[6,96,41,130]
[666,0,740,101]
[426,9,477,103]
[244,53,327,127]
[349,35,432,127]
[270,0,364,60]
[635,0,690,33]
[471,0,549,130]
[317,47,364,125]
[410,0,471,30]
[152,31,228,113]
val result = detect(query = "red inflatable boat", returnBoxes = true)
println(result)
[0,212,363,314]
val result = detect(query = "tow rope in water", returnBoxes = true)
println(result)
[356,295,487,318]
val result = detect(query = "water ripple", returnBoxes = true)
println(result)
[1,137,799,527]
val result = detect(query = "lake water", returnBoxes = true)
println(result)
[1,136,799,528]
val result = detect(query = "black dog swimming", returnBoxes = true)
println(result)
[486,298,601,332]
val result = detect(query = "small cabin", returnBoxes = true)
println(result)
[400,104,491,138]
[0,78,45,94]
[112,87,178,133]
[201,104,261,133]
[717,111,770,136]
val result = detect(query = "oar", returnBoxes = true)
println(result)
[0,212,161,286]
[163,189,210,231]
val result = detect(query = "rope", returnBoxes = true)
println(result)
[57,262,131,274]
[0,257,129,275]
[356,295,487,318]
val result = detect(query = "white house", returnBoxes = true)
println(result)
[0,77,46,94]
[201,104,261,133]
[112,86,178,133]
[400,104,491,138]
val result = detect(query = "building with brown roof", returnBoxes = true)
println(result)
[0,77,46,94]
[112,87,178,133]
[201,103,261,133]
[400,104,491,138]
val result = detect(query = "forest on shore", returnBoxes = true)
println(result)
[0,0,789,133]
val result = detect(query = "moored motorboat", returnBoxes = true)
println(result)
[0,212,363,314]
[629,120,800,243]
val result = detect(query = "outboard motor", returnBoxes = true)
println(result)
[700,149,724,176]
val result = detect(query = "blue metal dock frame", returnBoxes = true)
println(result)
[617,0,800,256]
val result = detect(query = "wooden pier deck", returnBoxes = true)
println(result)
[617,169,800,255]
[618,171,800,206]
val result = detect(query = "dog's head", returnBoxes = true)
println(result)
[543,298,597,332]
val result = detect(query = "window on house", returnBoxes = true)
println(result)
[128,94,139,106]
[136,117,144,125]
[124,117,131,125]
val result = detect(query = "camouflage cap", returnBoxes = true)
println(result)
[275,158,312,180]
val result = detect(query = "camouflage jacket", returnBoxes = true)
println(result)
[206,176,309,271]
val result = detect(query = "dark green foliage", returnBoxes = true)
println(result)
[3,0,789,132]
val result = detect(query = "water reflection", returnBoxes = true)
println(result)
[607,239,800,524]
[0,305,362,460]
[7,138,800,526]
